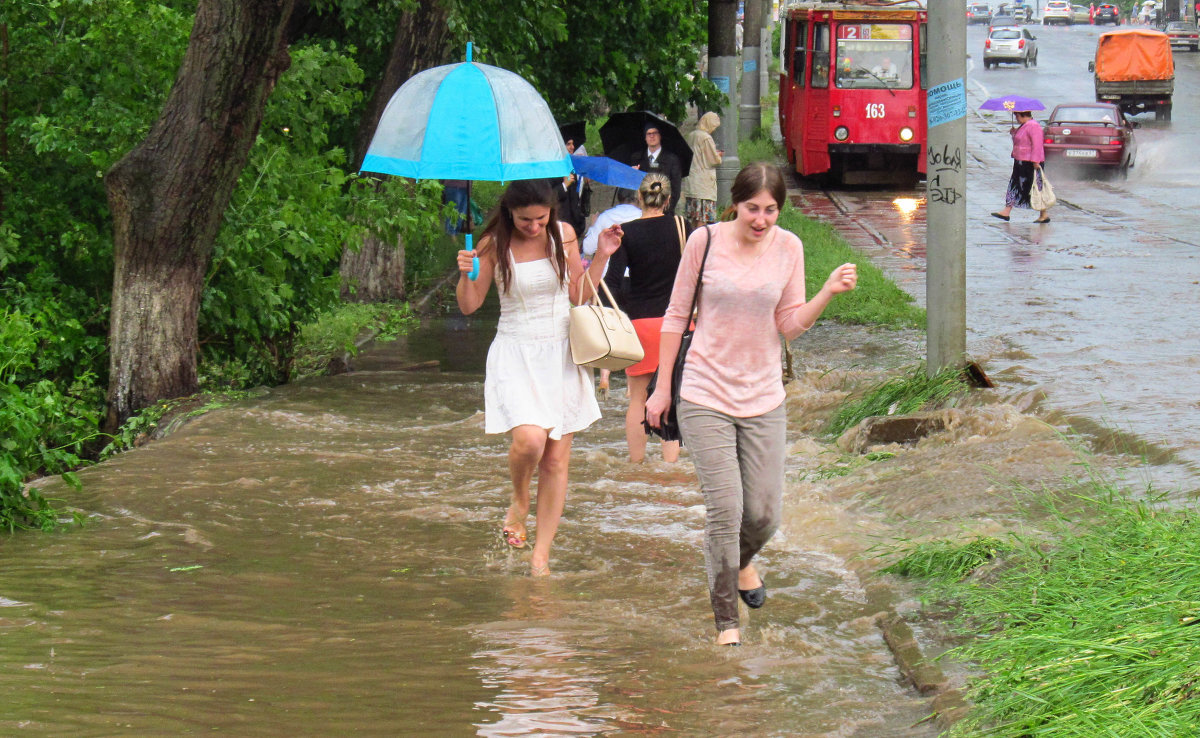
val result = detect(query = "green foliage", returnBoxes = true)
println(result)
[0,311,95,530]
[778,205,925,329]
[199,43,445,388]
[290,302,418,380]
[460,0,723,123]
[825,363,970,439]
[879,536,1014,582]
[905,488,1200,736]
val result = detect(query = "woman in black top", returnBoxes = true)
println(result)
[604,174,691,463]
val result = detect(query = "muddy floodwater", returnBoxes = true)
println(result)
[3,289,1117,736]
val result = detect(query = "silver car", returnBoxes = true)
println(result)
[984,26,1039,68]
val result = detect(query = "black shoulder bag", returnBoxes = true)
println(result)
[643,224,712,444]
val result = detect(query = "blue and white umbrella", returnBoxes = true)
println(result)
[361,46,572,278]
[361,55,572,181]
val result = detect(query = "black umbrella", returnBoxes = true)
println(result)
[558,121,586,150]
[599,111,693,177]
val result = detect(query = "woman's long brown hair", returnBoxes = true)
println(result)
[478,179,567,293]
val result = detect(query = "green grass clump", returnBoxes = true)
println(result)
[898,488,1200,736]
[825,363,969,439]
[739,126,784,164]
[778,206,925,330]
[879,536,1014,582]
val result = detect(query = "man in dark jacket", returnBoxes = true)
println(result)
[631,123,683,215]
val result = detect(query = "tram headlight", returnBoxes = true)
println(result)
[899,127,914,142]
[834,126,850,141]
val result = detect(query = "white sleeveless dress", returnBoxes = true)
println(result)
[484,256,601,439]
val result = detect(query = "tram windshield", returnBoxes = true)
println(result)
[834,23,914,89]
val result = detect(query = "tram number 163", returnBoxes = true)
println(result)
[865,103,886,119]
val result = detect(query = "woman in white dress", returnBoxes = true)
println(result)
[456,178,623,576]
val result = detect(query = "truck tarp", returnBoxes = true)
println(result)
[1094,30,1175,81]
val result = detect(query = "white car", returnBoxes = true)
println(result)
[984,26,1040,67]
[1043,0,1073,24]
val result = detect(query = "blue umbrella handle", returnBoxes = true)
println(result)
[466,232,479,281]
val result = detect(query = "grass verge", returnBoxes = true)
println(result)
[779,205,925,330]
[879,483,1200,736]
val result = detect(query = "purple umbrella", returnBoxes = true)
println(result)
[979,95,1046,112]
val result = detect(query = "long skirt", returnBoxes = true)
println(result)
[1005,160,1038,209]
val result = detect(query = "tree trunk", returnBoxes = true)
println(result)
[339,235,406,302]
[104,0,295,430]
[340,1,453,303]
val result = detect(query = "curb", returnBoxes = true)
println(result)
[874,606,970,731]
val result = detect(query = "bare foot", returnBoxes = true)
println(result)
[717,628,741,646]
[738,564,762,591]
[501,520,527,548]
[502,505,528,548]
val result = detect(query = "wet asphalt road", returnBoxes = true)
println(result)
[797,21,1200,488]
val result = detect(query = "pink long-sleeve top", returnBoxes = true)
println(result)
[1010,119,1044,163]
[661,223,808,418]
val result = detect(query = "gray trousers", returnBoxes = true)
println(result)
[678,399,787,632]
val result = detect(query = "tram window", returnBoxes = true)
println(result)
[791,21,807,83]
[810,23,830,88]
[833,24,913,89]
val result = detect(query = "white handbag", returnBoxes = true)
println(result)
[568,271,644,371]
[1030,167,1056,210]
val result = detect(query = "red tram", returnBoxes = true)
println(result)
[778,1,928,184]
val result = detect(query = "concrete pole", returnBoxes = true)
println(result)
[709,0,740,207]
[760,0,772,107]
[925,0,968,375]
[739,0,763,139]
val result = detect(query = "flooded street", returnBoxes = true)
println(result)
[5,22,1193,736]
[793,22,1200,491]
[7,298,974,736]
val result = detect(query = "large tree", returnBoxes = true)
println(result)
[338,0,454,303]
[103,0,296,429]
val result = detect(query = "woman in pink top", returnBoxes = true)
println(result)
[645,164,858,647]
[991,110,1050,223]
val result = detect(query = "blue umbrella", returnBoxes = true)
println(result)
[979,95,1046,112]
[571,154,646,190]
[361,45,571,278]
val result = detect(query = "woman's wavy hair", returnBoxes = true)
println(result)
[722,163,787,219]
[637,173,671,211]
[480,179,566,293]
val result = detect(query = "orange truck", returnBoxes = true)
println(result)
[1089,29,1175,121]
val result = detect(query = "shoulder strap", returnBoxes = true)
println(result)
[687,225,713,322]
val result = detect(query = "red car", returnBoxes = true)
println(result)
[1043,103,1138,174]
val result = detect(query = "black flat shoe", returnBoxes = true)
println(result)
[738,577,766,609]
[991,212,1010,221]
[1034,217,1051,223]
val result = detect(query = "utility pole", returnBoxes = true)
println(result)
[739,0,763,140]
[760,0,772,115]
[924,0,968,375]
[709,0,740,207]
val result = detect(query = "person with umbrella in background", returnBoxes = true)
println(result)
[681,112,723,229]
[455,179,623,577]
[632,123,684,216]
[557,121,590,237]
[991,109,1050,224]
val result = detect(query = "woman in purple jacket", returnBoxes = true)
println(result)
[991,110,1050,224]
